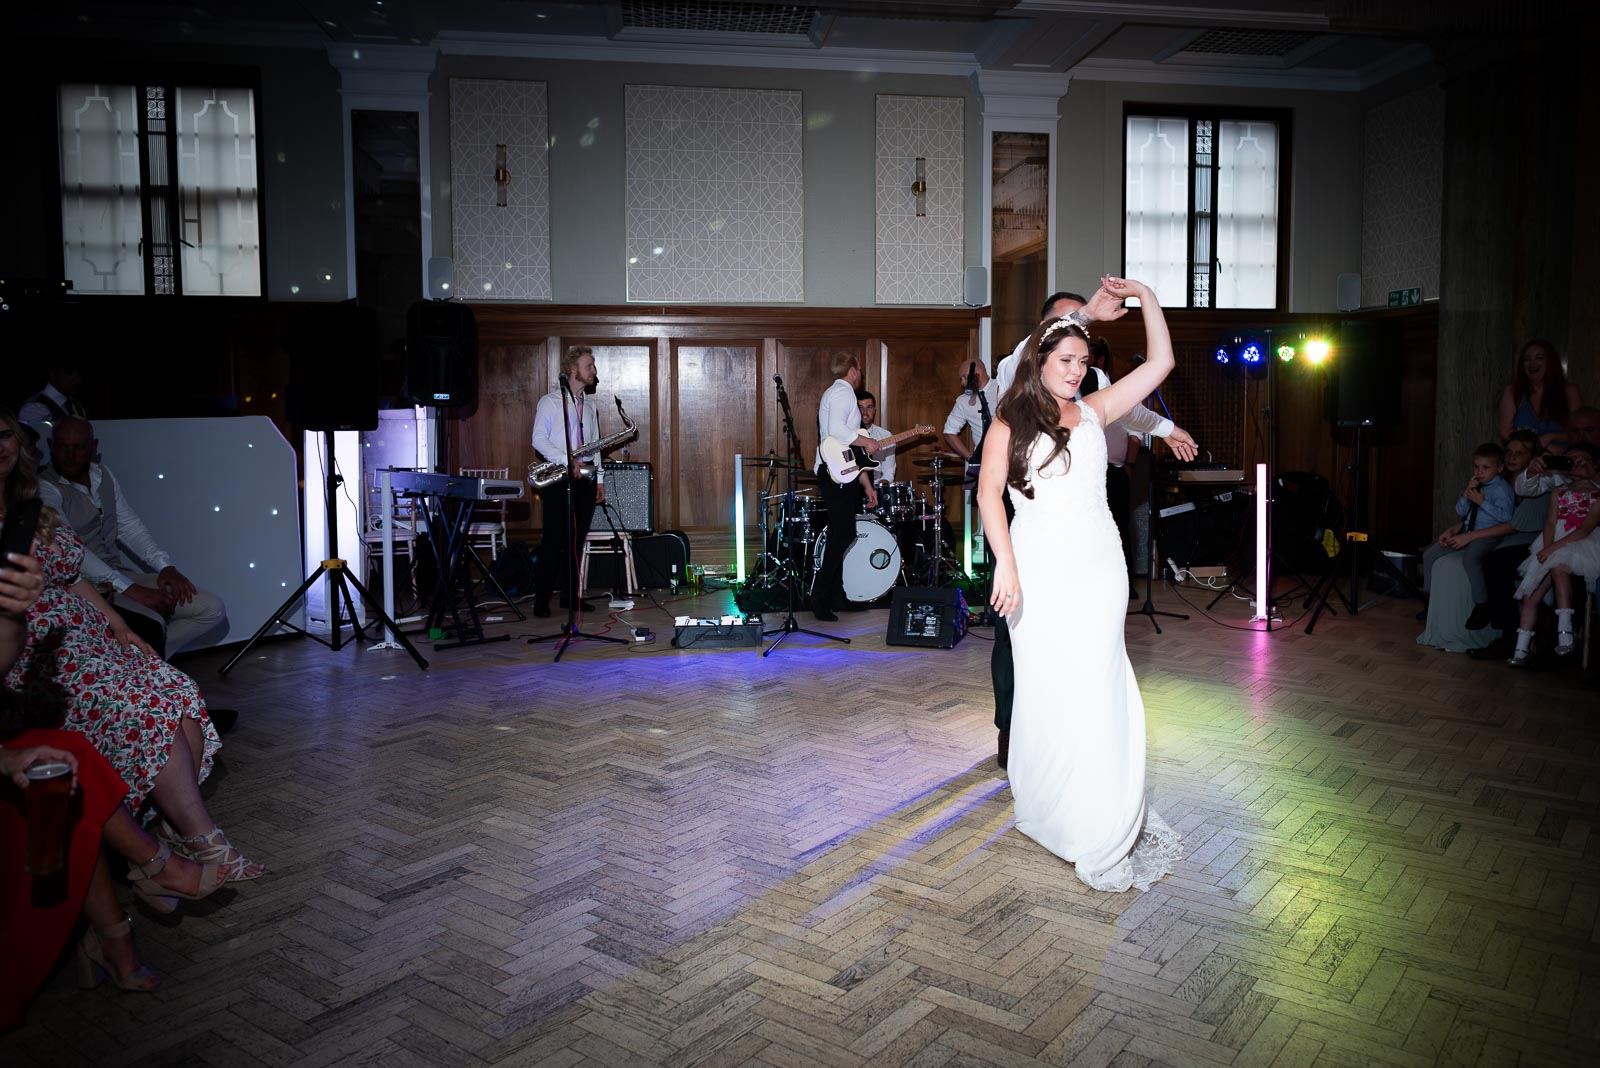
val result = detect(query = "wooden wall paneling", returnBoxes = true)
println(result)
[772,343,857,462]
[884,339,969,517]
[655,335,673,531]
[579,342,653,464]
[674,342,760,543]
[453,342,549,532]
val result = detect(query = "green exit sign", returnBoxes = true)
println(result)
[1388,287,1422,307]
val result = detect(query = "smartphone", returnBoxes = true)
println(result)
[0,498,43,569]
[1543,454,1574,472]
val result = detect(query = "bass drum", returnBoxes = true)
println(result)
[811,516,902,604]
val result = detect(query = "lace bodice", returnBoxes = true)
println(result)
[1011,399,1111,525]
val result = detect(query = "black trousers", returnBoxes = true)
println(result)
[990,489,1017,732]
[536,478,598,603]
[1484,540,1530,631]
[814,465,863,612]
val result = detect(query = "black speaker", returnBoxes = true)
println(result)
[287,302,379,431]
[885,586,968,648]
[1325,319,1400,428]
[632,530,690,589]
[406,301,477,408]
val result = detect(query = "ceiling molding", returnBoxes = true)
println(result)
[433,31,981,77]
[1354,42,1436,91]
[1014,0,1331,30]
[1069,57,1364,91]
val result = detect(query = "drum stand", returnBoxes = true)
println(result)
[763,375,849,656]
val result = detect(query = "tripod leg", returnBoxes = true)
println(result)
[343,569,431,669]
[336,573,370,642]
[218,566,326,675]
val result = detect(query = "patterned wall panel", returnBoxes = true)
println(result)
[449,79,552,301]
[1361,84,1443,308]
[875,95,964,305]
[625,85,804,303]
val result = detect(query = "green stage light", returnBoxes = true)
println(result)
[1276,343,1295,362]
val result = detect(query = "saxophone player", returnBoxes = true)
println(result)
[531,345,606,618]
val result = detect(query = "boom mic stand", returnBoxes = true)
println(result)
[1129,378,1188,632]
[221,429,429,675]
[528,379,628,661]
[764,374,849,656]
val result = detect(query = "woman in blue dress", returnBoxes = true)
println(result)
[1498,339,1581,448]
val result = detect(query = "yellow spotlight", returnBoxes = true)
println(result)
[1304,337,1331,364]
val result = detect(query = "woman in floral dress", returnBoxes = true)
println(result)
[1,409,262,881]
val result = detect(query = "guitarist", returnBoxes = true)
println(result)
[530,345,606,618]
[855,390,897,483]
[813,352,881,621]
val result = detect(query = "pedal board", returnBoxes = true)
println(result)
[671,615,764,649]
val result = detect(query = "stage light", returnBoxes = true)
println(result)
[1240,342,1263,366]
[1213,345,1232,365]
[1304,337,1331,363]
[1277,343,1295,362]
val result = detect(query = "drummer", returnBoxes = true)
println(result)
[855,389,898,483]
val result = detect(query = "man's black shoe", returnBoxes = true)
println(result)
[532,600,551,618]
[813,608,839,622]
[208,708,239,735]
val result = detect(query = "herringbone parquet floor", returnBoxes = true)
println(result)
[3,583,1598,1067]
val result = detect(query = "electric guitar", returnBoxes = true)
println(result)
[819,424,934,485]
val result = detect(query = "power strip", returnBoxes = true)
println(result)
[632,626,654,643]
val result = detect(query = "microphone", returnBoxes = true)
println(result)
[1131,353,1146,365]
[773,374,784,386]
[965,364,978,395]
[559,375,573,396]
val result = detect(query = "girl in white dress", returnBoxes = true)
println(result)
[1509,441,1600,663]
[977,277,1182,893]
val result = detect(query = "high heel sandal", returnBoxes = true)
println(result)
[77,916,160,992]
[127,841,226,913]
[157,821,266,883]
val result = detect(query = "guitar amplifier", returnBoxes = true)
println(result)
[600,461,654,534]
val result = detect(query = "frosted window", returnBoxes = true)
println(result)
[1123,116,1190,308]
[1215,120,1279,308]
[176,87,261,296]
[58,84,144,294]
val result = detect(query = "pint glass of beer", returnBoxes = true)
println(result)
[25,761,73,876]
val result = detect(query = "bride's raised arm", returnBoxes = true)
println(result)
[1084,278,1174,428]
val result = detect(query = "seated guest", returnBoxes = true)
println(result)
[17,352,89,454]
[1516,406,1600,498]
[1420,442,1514,628]
[1509,442,1600,664]
[35,416,227,658]
[1,408,262,886]
[1498,339,1580,449]
[1419,432,1543,652]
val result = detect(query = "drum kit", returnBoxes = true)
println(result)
[747,448,970,606]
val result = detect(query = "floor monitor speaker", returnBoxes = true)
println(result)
[885,586,968,648]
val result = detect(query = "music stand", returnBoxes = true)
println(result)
[764,375,850,656]
[528,380,628,661]
[220,430,429,675]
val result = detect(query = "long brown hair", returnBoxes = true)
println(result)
[0,407,61,544]
[1512,339,1571,424]
[996,319,1088,499]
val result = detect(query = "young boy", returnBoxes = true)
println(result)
[1421,442,1516,629]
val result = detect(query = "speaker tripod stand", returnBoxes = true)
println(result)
[221,431,429,676]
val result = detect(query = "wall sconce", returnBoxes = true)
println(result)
[912,157,926,217]
[494,144,511,207]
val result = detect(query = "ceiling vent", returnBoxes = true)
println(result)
[1179,27,1319,57]
[619,2,820,37]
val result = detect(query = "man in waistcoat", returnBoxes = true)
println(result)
[18,352,89,453]
[36,417,228,658]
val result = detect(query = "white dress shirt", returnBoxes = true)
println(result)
[36,464,173,592]
[815,377,863,470]
[863,423,897,482]
[944,390,990,451]
[993,334,1175,440]
[18,383,85,447]
[1514,467,1567,498]
[531,387,604,484]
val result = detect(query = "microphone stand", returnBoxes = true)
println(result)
[1128,373,1189,632]
[763,374,849,656]
[528,377,627,661]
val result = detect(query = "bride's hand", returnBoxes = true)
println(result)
[1102,276,1152,303]
[990,561,1022,619]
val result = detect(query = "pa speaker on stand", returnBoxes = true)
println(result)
[406,301,477,410]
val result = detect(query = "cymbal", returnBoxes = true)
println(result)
[911,453,968,468]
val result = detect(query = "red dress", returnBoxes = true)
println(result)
[0,729,128,1029]
[2,527,219,814]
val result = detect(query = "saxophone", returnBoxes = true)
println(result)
[528,400,639,488]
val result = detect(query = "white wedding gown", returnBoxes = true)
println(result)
[1007,399,1181,892]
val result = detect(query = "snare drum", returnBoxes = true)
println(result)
[870,481,923,524]
[810,516,901,604]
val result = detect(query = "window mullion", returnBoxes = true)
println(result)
[135,86,156,296]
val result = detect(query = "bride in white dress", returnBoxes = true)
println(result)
[977,276,1182,893]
